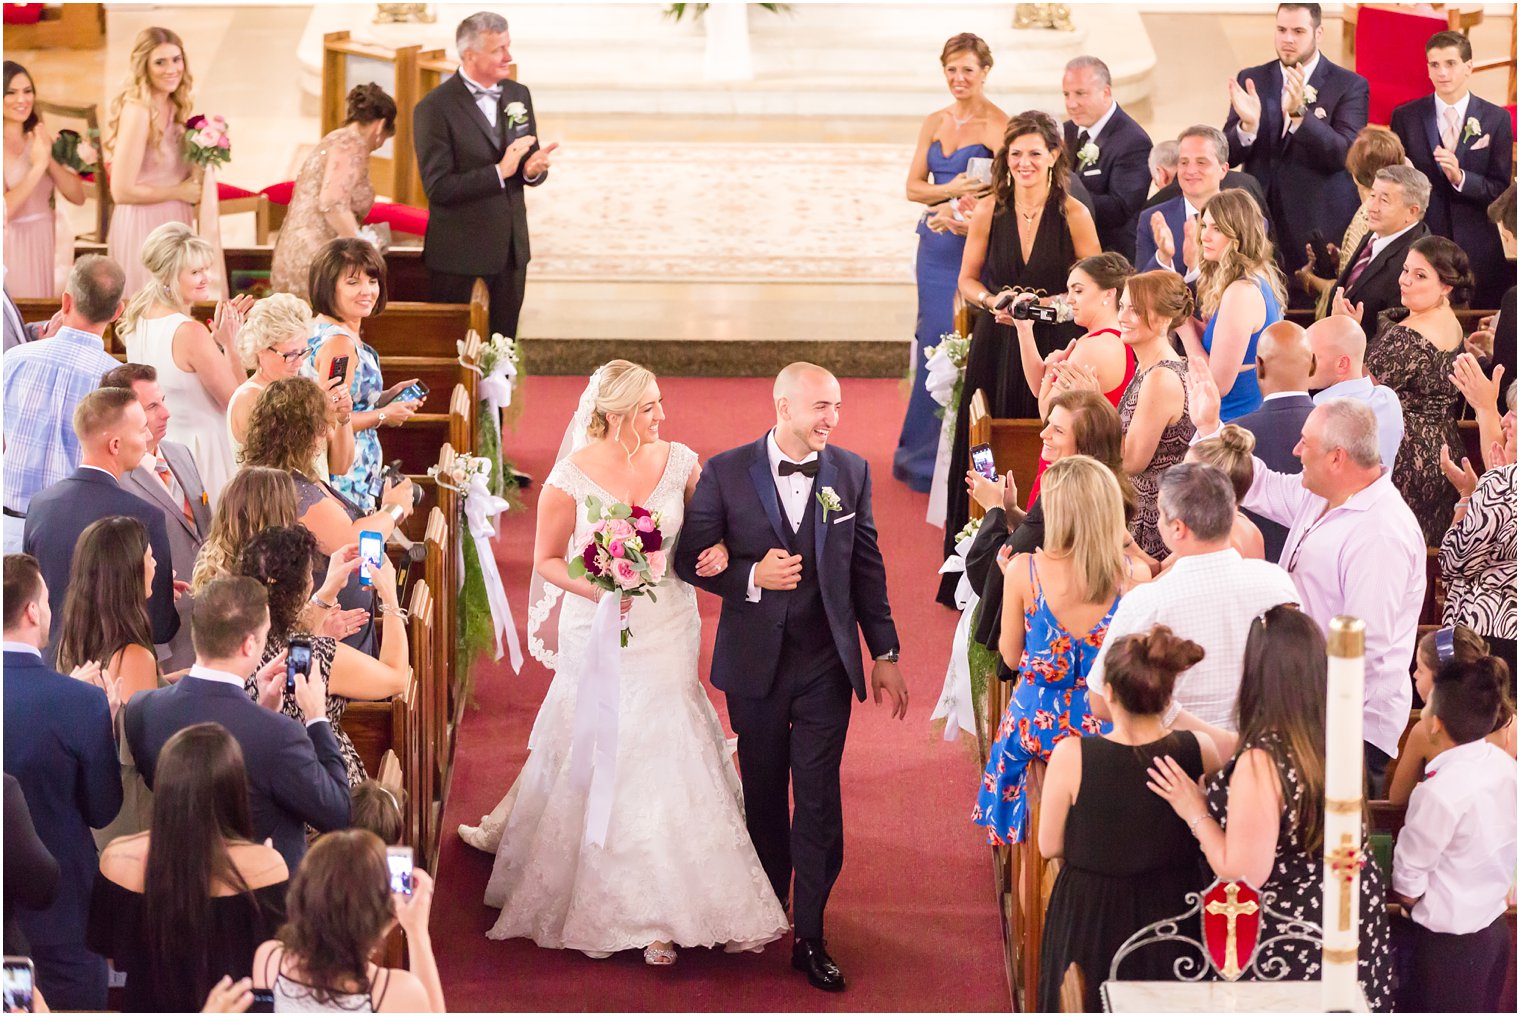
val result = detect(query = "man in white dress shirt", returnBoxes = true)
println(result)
[1088,462,1299,735]
[1188,358,1425,784]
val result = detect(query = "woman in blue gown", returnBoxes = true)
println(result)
[894,33,1007,494]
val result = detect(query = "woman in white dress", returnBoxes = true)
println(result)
[119,221,251,506]
[459,360,789,966]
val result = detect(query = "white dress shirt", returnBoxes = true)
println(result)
[1077,101,1118,147]
[1261,389,1311,403]
[1241,465,1426,757]
[2,641,41,658]
[745,430,817,602]
[1236,50,1322,145]
[188,663,328,727]
[1087,548,1300,729]
[1155,196,1204,278]
[1435,91,1472,188]
[1312,377,1405,476]
[1393,737,1517,934]
[1364,220,1420,264]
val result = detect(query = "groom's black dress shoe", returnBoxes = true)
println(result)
[792,938,846,992]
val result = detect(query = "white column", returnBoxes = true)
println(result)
[1322,616,1365,1011]
[702,2,754,82]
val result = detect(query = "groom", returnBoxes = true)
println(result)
[676,363,907,992]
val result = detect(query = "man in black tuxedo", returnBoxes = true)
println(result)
[2,554,120,1011]
[675,364,906,993]
[414,11,557,340]
[1230,322,1317,563]
[22,387,177,653]
[1223,3,1368,299]
[1391,31,1516,310]
[1325,165,1431,344]
[123,577,351,870]
[1061,56,1152,262]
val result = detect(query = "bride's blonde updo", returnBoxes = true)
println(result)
[585,359,656,441]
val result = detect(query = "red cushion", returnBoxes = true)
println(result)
[216,181,258,201]
[260,180,296,206]
[365,202,429,237]
[1356,7,1447,124]
[3,5,44,25]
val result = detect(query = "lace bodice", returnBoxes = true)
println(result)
[528,442,700,670]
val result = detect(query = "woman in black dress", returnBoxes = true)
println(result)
[1038,624,1220,1012]
[1147,606,1394,1010]
[88,724,288,1013]
[941,110,1100,605]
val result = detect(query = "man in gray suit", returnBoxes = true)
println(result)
[99,364,211,673]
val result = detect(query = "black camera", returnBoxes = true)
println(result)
[381,460,425,508]
[1010,297,1074,324]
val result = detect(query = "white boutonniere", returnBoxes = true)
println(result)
[1462,116,1483,144]
[816,486,842,523]
[504,101,528,127]
[1077,141,1100,168]
[1301,84,1318,106]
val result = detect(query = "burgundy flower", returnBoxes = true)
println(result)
[187,114,207,129]
[641,526,663,552]
[581,542,602,575]
[629,505,651,520]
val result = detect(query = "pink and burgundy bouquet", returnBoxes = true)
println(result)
[184,113,231,168]
[567,495,667,645]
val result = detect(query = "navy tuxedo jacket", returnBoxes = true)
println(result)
[413,73,545,277]
[1224,56,1368,274]
[22,467,178,652]
[674,437,897,701]
[2,651,121,949]
[1135,183,1276,277]
[1334,222,1430,344]
[1232,393,1315,563]
[1391,93,1515,307]
[1064,104,1153,261]
[124,676,351,870]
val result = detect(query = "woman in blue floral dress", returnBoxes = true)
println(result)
[973,455,1148,844]
[302,238,425,511]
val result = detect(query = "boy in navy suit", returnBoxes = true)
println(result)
[2,554,121,1011]
[1061,56,1152,262]
[1391,31,1515,310]
[1223,2,1368,301]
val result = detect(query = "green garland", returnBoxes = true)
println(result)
[966,600,1002,760]
[456,530,495,708]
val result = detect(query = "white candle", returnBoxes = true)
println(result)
[1323,616,1365,1011]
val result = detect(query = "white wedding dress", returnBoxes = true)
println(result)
[465,442,789,953]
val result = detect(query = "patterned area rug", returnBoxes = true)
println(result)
[523,142,922,282]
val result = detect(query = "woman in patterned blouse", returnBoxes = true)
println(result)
[1439,377,1517,689]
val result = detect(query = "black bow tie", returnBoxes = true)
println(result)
[778,459,818,478]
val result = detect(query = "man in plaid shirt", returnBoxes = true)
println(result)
[2,256,126,553]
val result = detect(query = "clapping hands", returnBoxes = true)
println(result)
[1185,354,1222,434]
[1439,444,1479,499]
[1227,77,1262,134]
[1330,287,1364,324]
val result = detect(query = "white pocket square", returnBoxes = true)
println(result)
[831,512,856,525]
[1472,134,1491,150]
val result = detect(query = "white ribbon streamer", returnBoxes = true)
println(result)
[930,533,979,741]
[569,592,622,848]
[923,344,959,408]
[463,472,523,673]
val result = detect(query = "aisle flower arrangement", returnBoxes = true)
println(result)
[469,332,525,504]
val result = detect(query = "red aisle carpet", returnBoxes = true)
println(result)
[431,376,1006,1012]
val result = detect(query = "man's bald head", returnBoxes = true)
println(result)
[1255,321,1315,395]
[1305,316,1367,389]
[773,362,841,457]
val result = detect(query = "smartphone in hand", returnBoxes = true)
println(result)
[387,845,415,895]
[970,442,998,481]
[328,354,350,382]
[359,530,384,589]
[286,634,313,697]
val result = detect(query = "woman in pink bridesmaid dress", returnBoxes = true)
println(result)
[106,27,216,297]
[3,61,86,297]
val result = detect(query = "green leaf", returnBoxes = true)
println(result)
[567,557,586,580]
[607,502,632,520]
[584,495,603,522]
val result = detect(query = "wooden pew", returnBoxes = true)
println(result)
[968,389,1043,522]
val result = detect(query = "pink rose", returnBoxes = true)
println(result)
[634,514,655,533]
[216,135,231,149]
[612,559,640,589]
[646,550,667,582]
[609,539,625,559]
[611,518,636,540]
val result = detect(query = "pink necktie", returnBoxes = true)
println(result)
[1344,239,1376,290]
[1441,106,1460,150]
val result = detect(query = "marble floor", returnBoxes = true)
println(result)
[6,4,1515,358]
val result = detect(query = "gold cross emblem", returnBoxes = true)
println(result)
[1205,882,1260,980]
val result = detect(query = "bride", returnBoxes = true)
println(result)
[459,360,790,965]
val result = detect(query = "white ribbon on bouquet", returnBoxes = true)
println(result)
[930,530,980,742]
[569,592,622,848]
[461,471,523,673]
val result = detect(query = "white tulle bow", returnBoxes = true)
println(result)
[463,471,523,673]
[930,531,980,742]
[923,345,960,409]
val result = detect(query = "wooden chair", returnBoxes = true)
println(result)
[1344,5,1517,112]
[967,389,1044,522]
[35,100,110,243]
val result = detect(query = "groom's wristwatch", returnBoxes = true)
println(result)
[875,648,900,664]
